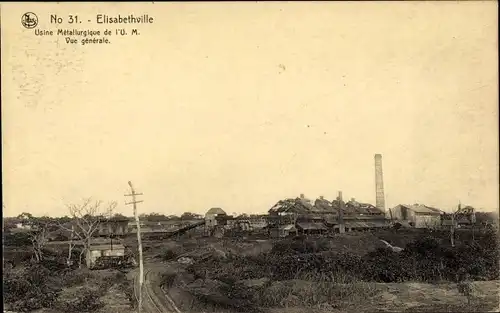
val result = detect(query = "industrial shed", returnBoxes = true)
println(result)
[391,204,443,228]
[296,222,328,235]
[270,224,298,238]
[86,241,126,269]
[267,194,388,236]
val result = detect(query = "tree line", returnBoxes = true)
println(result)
[3,199,217,267]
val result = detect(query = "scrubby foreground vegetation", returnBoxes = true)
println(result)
[3,257,135,313]
[169,229,499,312]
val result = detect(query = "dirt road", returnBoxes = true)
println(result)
[133,263,182,313]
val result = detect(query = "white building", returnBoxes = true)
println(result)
[86,241,125,269]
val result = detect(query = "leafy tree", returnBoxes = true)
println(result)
[181,212,203,220]
[143,212,168,221]
[110,213,128,220]
[17,212,34,220]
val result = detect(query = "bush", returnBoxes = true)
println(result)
[182,231,499,312]
[270,237,330,255]
[186,229,499,312]
[57,287,104,313]
[4,232,32,246]
[4,265,62,311]
[219,281,261,312]
[118,280,137,308]
[362,248,414,282]
[40,257,68,272]
[161,272,178,287]
[61,270,94,287]
[161,249,178,261]
[360,234,499,283]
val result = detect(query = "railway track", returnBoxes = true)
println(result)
[133,266,182,313]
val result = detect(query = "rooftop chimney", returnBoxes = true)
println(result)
[319,196,324,200]
[374,154,386,212]
[300,193,305,199]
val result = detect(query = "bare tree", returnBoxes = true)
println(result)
[27,220,52,262]
[19,215,55,263]
[58,198,117,267]
[447,203,472,247]
[66,224,76,267]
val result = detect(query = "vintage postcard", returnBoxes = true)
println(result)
[2,2,498,313]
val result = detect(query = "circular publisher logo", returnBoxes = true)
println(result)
[21,12,38,29]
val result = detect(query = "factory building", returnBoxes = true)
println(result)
[391,204,443,228]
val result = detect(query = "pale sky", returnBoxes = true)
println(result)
[1,2,498,217]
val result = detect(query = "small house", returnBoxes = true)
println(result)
[86,241,126,269]
[97,218,130,236]
[269,224,298,238]
[296,222,328,235]
[205,207,227,227]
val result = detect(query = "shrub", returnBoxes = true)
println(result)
[60,269,94,287]
[360,233,499,283]
[270,237,330,255]
[161,249,178,261]
[4,265,62,311]
[57,287,104,313]
[4,232,32,246]
[161,272,178,287]
[118,280,137,308]
[361,248,414,282]
[218,281,261,312]
[40,257,68,272]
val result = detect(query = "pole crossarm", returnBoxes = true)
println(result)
[125,200,144,205]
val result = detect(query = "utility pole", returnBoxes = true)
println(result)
[125,181,144,313]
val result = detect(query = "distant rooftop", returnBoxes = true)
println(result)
[206,207,227,215]
[270,196,384,216]
[397,204,443,215]
[89,244,125,251]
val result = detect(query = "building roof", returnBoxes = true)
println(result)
[346,200,384,214]
[282,224,297,231]
[206,207,226,215]
[441,220,456,226]
[313,198,339,213]
[400,204,443,215]
[342,220,387,228]
[269,198,312,214]
[270,196,384,217]
[296,222,328,231]
[89,244,125,251]
[323,214,339,225]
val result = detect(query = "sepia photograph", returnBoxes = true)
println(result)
[1,2,499,313]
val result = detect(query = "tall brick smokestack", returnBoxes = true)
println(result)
[374,154,386,212]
